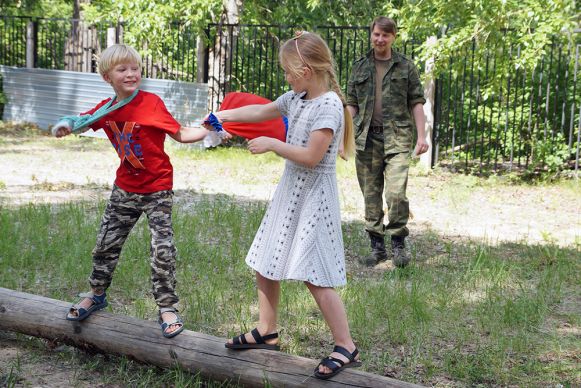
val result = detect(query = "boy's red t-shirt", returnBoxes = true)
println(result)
[83,90,181,193]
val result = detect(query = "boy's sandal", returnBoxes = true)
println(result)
[313,345,362,380]
[66,291,108,321]
[225,328,280,350]
[158,307,185,338]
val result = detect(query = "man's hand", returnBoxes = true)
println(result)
[414,137,429,156]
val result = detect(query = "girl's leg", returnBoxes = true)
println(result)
[305,282,359,374]
[227,272,280,345]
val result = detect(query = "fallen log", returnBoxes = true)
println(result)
[0,287,421,387]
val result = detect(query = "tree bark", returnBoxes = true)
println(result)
[208,0,244,110]
[421,36,437,169]
[0,287,421,388]
[65,0,93,72]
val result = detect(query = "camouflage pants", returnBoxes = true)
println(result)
[90,185,178,308]
[355,129,410,238]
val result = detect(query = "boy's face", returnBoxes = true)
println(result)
[371,26,396,58]
[102,62,142,100]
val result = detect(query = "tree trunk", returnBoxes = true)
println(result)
[0,287,420,388]
[223,0,244,24]
[65,0,94,72]
[208,0,244,110]
[420,36,437,169]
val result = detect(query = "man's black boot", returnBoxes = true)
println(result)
[359,233,389,267]
[391,235,410,268]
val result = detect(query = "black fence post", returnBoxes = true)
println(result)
[203,25,210,83]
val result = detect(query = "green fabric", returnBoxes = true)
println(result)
[59,89,140,133]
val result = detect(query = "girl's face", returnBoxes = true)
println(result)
[284,65,309,94]
[103,61,142,100]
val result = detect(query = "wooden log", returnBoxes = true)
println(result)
[0,288,421,387]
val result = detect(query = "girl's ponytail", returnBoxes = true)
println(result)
[328,70,355,158]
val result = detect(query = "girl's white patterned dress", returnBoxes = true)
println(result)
[246,91,347,287]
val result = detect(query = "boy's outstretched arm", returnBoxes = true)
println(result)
[52,119,74,138]
[169,125,217,143]
[51,116,91,137]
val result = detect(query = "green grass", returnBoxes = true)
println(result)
[0,126,579,386]
[1,193,579,387]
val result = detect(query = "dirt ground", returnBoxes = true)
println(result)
[1,131,580,386]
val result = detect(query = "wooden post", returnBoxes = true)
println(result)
[196,35,206,83]
[26,21,37,69]
[420,36,438,169]
[107,27,116,47]
[82,27,90,73]
[0,288,421,388]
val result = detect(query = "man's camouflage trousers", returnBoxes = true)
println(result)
[90,185,179,308]
[355,129,410,238]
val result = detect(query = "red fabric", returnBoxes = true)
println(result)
[83,90,181,193]
[219,92,287,142]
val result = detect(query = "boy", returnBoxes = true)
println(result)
[53,44,210,338]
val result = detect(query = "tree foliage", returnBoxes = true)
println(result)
[81,0,221,57]
[392,0,578,74]
[0,0,71,17]
[240,0,402,27]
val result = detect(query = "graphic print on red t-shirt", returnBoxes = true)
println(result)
[108,120,145,170]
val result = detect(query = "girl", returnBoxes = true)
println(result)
[206,31,360,380]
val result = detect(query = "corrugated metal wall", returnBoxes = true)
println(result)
[0,66,208,130]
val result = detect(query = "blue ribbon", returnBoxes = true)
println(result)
[204,112,224,133]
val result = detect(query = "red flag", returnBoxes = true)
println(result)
[219,92,287,142]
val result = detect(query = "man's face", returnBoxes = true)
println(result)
[371,25,396,57]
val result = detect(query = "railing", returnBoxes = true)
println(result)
[0,16,29,67]
[433,37,581,174]
[138,22,199,82]
[205,23,421,108]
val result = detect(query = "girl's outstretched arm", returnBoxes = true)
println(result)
[214,102,280,123]
[248,128,333,168]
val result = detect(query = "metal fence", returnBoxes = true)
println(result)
[1,15,579,174]
[0,66,208,130]
[433,38,580,174]
[0,17,199,80]
[138,22,199,82]
[0,16,28,67]
[205,23,421,107]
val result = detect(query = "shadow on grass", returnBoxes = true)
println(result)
[1,189,579,387]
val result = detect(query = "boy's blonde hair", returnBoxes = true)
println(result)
[97,44,142,76]
[279,32,355,158]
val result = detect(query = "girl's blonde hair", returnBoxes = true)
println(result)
[279,32,355,158]
[97,44,142,76]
